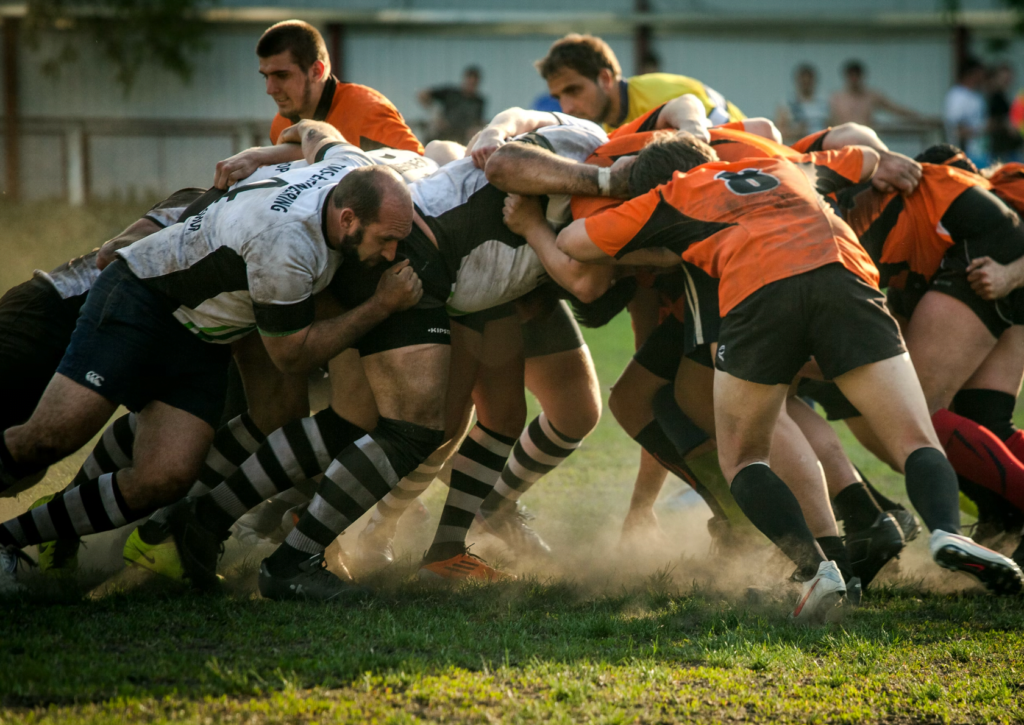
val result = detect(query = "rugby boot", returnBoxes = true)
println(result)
[789,560,846,626]
[888,508,922,543]
[418,549,513,582]
[477,503,551,560]
[0,546,33,593]
[930,530,1024,595]
[356,514,398,571]
[166,498,229,590]
[844,577,863,608]
[257,553,371,602]
[846,512,905,588]
[31,495,81,574]
[123,528,185,581]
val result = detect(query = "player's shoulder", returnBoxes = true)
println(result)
[629,73,705,96]
[334,82,399,110]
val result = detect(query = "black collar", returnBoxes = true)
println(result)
[614,79,630,127]
[313,75,339,122]
[321,186,335,246]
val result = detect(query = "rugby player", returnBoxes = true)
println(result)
[0,125,440,597]
[556,134,1024,620]
[536,34,744,133]
[213,20,422,191]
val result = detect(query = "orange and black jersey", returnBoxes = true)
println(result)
[840,163,990,290]
[989,162,1024,216]
[270,76,423,154]
[791,128,830,154]
[585,150,874,316]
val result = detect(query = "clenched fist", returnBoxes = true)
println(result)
[372,259,423,313]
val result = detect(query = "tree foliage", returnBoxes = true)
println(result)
[25,0,216,93]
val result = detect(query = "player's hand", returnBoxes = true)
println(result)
[502,194,546,237]
[872,151,922,195]
[372,259,422,313]
[967,256,1016,300]
[609,156,637,198]
[469,128,506,169]
[96,240,131,270]
[214,148,267,190]
[277,123,303,146]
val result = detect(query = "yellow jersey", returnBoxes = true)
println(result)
[605,73,745,133]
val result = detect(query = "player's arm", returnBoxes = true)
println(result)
[652,95,712,142]
[259,259,422,374]
[485,141,634,199]
[213,143,305,190]
[740,118,784,144]
[556,218,679,266]
[95,218,162,270]
[502,194,614,302]
[278,119,352,165]
[819,122,888,151]
[466,107,562,168]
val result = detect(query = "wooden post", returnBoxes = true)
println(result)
[327,22,345,82]
[65,125,85,206]
[634,0,651,77]
[3,17,20,202]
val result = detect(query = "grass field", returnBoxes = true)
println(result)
[2,201,1023,724]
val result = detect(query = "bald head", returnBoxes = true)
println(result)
[332,165,413,265]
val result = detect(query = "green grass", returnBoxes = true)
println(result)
[1,203,1023,724]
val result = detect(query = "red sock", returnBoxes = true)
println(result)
[1005,429,1024,462]
[932,409,1024,512]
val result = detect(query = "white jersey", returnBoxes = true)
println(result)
[118,143,373,343]
[240,147,437,187]
[407,113,607,315]
[33,189,204,301]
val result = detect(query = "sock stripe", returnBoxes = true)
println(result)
[98,474,128,528]
[127,412,138,433]
[442,488,484,512]
[338,437,393,499]
[267,428,304,483]
[231,413,266,452]
[17,514,39,546]
[538,414,583,448]
[323,462,380,512]
[432,523,472,543]
[470,425,516,456]
[90,441,118,476]
[111,415,136,463]
[62,486,93,534]
[283,420,323,479]
[284,521,330,554]
[231,457,278,506]
[31,504,60,541]
[302,416,334,472]
[511,442,561,474]
[3,518,27,547]
[357,437,400,487]
[79,480,115,531]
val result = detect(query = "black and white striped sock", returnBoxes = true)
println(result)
[194,407,365,534]
[67,413,137,490]
[279,432,404,560]
[426,423,516,562]
[0,472,149,547]
[363,461,443,533]
[479,413,582,519]
[142,413,268,536]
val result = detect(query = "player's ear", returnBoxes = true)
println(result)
[310,59,327,82]
[597,68,616,92]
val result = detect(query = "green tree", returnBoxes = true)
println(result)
[25,0,216,92]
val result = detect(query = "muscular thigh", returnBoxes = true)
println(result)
[961,325,1024,396]
[362,344,449,430]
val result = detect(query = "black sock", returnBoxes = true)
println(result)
[816,535,853,582]
[833,481,884,533]
[953,389,1017,441]
[634,421,726,519]
[858,467,903,512]
[651,385,712,457]
[904,447,961,534]
[730,463,825,579]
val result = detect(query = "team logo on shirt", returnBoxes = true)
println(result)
[715,169,780,196]
[85,371,104,387]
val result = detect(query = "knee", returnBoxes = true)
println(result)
[609,382,652,436]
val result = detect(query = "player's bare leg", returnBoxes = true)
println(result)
[836,353,1023,594]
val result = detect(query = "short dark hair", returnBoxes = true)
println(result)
[915,143,979,174]
[628,132,718,196]
[332,166,405,224]
[843,59,865,76]
[959,56,985,80]
[257,20,329,72]
[464,65,482,80]
[795,62,817,78]
[535,34,621,81]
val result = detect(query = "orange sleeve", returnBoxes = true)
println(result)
[327,85,424,154]
[610,105,666,138]
[713,120,745,132]
[269,114,290,145]
[797,147,865,194]
[791,128,831,153]
[351,98,424,154]
[583,190,661,258]
[571,195,622,220]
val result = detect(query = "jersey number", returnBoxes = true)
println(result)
[224,177,289,202]
[715,169,780,195]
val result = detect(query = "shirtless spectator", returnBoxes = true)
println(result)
[831,59,927,129]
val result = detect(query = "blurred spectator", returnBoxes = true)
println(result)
[945,56,989,167]
[776,63,828,144]
[988,62,1022,163]
[830,59,926,127]
[639,52,661,75]
[418,66,487,144]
